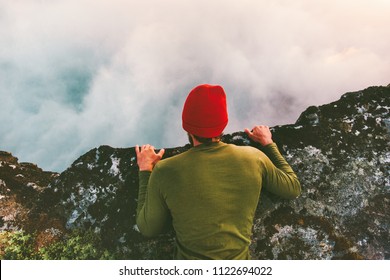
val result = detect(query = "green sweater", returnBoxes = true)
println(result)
[136,142,301,259]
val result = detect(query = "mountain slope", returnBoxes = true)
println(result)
[1,85,389,259]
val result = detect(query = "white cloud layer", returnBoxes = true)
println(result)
[1,0,389,171]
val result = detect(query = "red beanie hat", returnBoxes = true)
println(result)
[182,84,228,138]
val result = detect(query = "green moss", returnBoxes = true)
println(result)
[1,231,39,260]
[41,229,120,260]
[0,229,122,260]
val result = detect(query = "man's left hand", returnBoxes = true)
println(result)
[135,144,165,172]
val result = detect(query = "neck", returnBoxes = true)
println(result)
[189,134,220,147]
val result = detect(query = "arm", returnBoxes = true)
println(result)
[261,143,301,198]
[135,145,169,237]
[245,126,301,199]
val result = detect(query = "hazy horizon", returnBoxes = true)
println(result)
[1,0,389,172]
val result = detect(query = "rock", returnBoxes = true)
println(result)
[1,86,389,259]
[0,150,64,248]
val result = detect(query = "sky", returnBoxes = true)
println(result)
[1,0,389,172]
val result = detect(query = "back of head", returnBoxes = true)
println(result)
[182,84,228,138]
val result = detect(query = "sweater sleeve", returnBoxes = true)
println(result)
[260,143,301,199]
[136,167,170,237]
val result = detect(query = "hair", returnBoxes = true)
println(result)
[188,133,224,146]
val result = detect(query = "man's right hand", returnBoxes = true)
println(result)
[244,125,273,146]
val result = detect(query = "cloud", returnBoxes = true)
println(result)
[1,0,389,171]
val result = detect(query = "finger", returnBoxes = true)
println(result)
[135,145,140,157]
[143,144,151,151]
[244,128,254,138]
[157,148,165,158]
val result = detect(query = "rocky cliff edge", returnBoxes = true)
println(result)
[1,86,389,259]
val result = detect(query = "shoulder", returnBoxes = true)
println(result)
[224,143,263,155]
[154,149,191,170]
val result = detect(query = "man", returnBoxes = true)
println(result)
[135,84,301,259]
